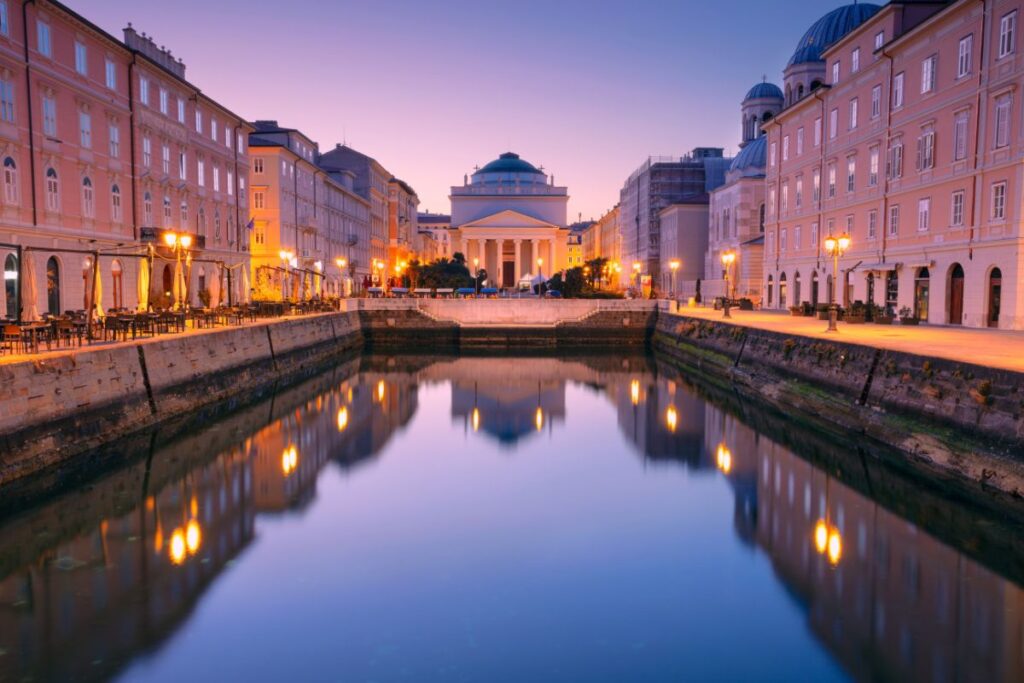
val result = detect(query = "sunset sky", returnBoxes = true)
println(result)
[88,0,839,221]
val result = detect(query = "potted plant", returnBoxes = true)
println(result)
[898,305,919,325]
[872,303,893,324]
[846,300,867,324]
[816,303,831,320]
[789,304,804,316]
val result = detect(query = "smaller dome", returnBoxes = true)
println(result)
[729,136,767,175]
[744,82,783,101]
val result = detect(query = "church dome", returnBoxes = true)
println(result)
[787,3,882,67]
[744,82,783,101]
[476,152,544,177]
[729,135,767,176]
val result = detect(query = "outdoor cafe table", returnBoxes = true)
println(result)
[19,322,51,353]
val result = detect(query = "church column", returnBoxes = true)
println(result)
[479,238,488,283]
[547,239,555,275]
[531,239,540,277]
[514,239,522,286]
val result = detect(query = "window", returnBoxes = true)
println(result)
[847,157,856,193]
[893,72,905,108]
[163,195,171,226]
[852,48,860,73]
[995,94,1011,148]
[42,95,56,137]
[180,200,188,227]
[44,167,58,211]
[227,169,234,195]
[869,146,879,186]
[827,163,836,198]
[161,144,170,175]
[889,138,904,178]
[992,181,1006,219]
[846,214,854,235]
[139,76,149,106]
[179,150,186,180]
[105,59,116,89]
[889,204,900,236]
[142,136,151,166]
[871,85,881,119]
[999,11,1016,59]
[796,128,804,155]
[829,108,838,138]
[79,111,91,148]
[812,169,821,202]
[918,197,930,231]
[237,133,244,153]
[195,110,202,134]
[213,166,220,192]
[795,177,803,207]
[794,225,801,249]
[225,127,231,148]
[2,157,16,205]
[781,184,788,211]
[81,177,94,218]
[253,157,264,174]
[159,88,168,115]
[917,130,935,170]
[958,35,973,78]
[849,98,858,129]
[814,117,822,146]
[832,61,840,84]
[143,192,152,224]
[868,209,878,238]
[951,190,965,226]
[0,78,13,122]
[921,55,937,94]
[783,135,789,161]
[768,187,775,215]
[0,2,7,36]
[109,123,119,157]
[111,184,122,222]
[254,190,265,209]
[811,222,818,247]
[954,111,969,160]
[769,141,776,167]
[780,228,787,251]
[874,31,884,50]
[211,118,218,142]
[177,98,185,123]
[197,157,205,186]
[74,42,87,75]
[37,21,51,57]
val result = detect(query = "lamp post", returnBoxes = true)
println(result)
[335,257,348,300]
[632,261,641,296]
[720,250,735,318]
[536,257,544,295]
[668,259,680,299]
[473,256,480,295]
[823,233,851,332]
[164,231,193,310]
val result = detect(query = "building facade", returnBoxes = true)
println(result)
[0,4,251,319]
[387,177,418,269]
[416,212,452,261]
[659,203,710,297]
[765,0,1024,329]
[450,152,569,288]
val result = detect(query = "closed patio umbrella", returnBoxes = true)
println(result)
[20,253,38,321]
[137,258,150,311]
[208,264,221,308]
[91,258,103,319]
[241,265,250,304]
[172,259,186,310]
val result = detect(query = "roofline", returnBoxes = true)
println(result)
[876,0,968,54]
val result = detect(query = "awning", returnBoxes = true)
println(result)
[905,261,935,270]
[855,262,899,272]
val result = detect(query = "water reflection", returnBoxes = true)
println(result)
[0,354,1021,682]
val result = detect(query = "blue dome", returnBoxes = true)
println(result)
[744,82,783,101]
[476,152,544,176]
[788,4,882,67]
[729,136,767,175]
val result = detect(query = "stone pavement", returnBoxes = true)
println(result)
[673,305,1024,373]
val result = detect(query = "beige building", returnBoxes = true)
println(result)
[387,177,419,268]
[659,203,709,297]
[417,212,452,261]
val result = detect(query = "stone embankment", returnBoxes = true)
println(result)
[653,311,1024,501]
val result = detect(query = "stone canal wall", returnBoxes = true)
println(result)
[0,312,363,486]
[653,312,1024,498]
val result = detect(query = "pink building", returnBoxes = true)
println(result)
[765,1,1024,329]
[0,1,251,319]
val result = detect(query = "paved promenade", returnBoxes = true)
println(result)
[673,306,1024,373]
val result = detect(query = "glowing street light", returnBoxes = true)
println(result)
[716,443,732,474]
[668,259,680,298]
[535,406,544,431]
[720,250,736,318]
[281,445,299,476]
[337,406,349,431]
[630,379,640,406]
[823,233,851,332]
[472,407,480,432]
[666,405,678,432]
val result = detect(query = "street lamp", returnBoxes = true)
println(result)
[164,231,193,310]
[536,257,544,295]
[473,256,480,295]
[668,259,680,298]
[823,233,851,332]
[720,250,736,318]
[335,257,348,299]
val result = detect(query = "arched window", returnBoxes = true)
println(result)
[45,168,59,211]
[111,259,123,309]
[143,191,153,225]
[180,199,188,229]
[111,184,122,222]
[811,271,820,307]
[988,267,1002,328]
[3,157,18,205]
[46,255,60,314]
[767,275,774,306]
[4,252,17,317]
[214,208,221,240]
[163,195,171,226]
[793,271,802,304]
[759,203,766,233]
[811,80,823,91]
[797,84,805,100]
[948,263,965,325]
[779,272,788,307]
[81,177,94,218]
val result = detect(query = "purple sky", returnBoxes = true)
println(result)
[87,0,841,221]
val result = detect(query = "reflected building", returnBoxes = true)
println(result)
[613,375,706,466]
[452,378,565,446]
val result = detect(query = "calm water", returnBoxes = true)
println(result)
[1,354,1022,682]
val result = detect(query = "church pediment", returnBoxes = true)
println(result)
[460,209,558,230]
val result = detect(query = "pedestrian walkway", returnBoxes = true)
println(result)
[672,305,1024,373]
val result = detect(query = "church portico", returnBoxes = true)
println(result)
[451,153,569,289]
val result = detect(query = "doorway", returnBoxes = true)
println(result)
[948,263,964,325]
[988,267,1002,328]
[914,267,930,321]
[502,261,515,288]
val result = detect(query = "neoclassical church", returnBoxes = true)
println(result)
[450,152,569,288]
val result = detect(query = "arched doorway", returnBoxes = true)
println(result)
[779,272,788,307]
[811,271,819,307]
[111,259,123,309]
[46,256,60,315]
[885,271,899,315]
[3,253,16,318]
[766,275,774,307]
[162,264,173,301]
[914,267,930,321]
[82,257,91,309]
[948,263,965,325]
[988,267,1002,328]
[793,271,802,305]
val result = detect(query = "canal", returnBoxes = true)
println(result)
[0,353,1021,682]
